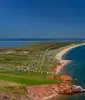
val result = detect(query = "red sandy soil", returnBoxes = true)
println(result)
[26,61,73,100]
[26,84,58,100]
[55,75,72,81]
[57,82,73,95]
[51,60,67,73]
[48,75,72,81]
[50,60,72,81]
[26,82,73,100]
[50,62,62,73]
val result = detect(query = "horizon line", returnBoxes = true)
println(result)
[0,38,84,41]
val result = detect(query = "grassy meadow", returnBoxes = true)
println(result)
[0,41,80,86]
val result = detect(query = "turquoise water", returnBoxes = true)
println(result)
[58,45,85,100]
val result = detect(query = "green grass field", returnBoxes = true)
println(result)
[0,69,57,85]
[0,42,80,86]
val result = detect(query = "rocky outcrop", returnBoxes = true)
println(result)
[48,75,72,81]
[26,82,73,100]
[26,84,58,100]
[57,82,73,95]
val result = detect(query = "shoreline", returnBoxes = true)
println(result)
[55,43,85,61]
[26,43,85,100]
[43,43,85,100]
[55,43,85,74]
[56,60,70,74]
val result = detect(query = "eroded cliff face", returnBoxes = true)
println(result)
[0,82,73,100]
[26,81,73,100]
[54,75,72,81]
[26,84,58,100]
[48,75,72,82]
[57,82,73,95]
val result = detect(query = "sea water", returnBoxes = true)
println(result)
[0,41,28,48]
[58,45,85,100]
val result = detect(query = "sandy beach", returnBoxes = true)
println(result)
[43,43,85,100]
[55,43,85,74]
[55,43,85,60]
[56,60,70,74]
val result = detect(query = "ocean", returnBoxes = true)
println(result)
[58,45,85,100]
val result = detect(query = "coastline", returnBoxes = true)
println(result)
[55,43,85,61]
[42,43,85,100]
[26,43,85,100]
[55,43,85,74]
[56,60,70,74]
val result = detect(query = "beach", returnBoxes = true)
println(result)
[42,43,85,100]
[55,43,85,60]
[56,60,70,74]
[41,44,82,100]
[55,43,85,74]
[26,43,85,100]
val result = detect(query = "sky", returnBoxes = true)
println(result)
[0,0,85,38]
